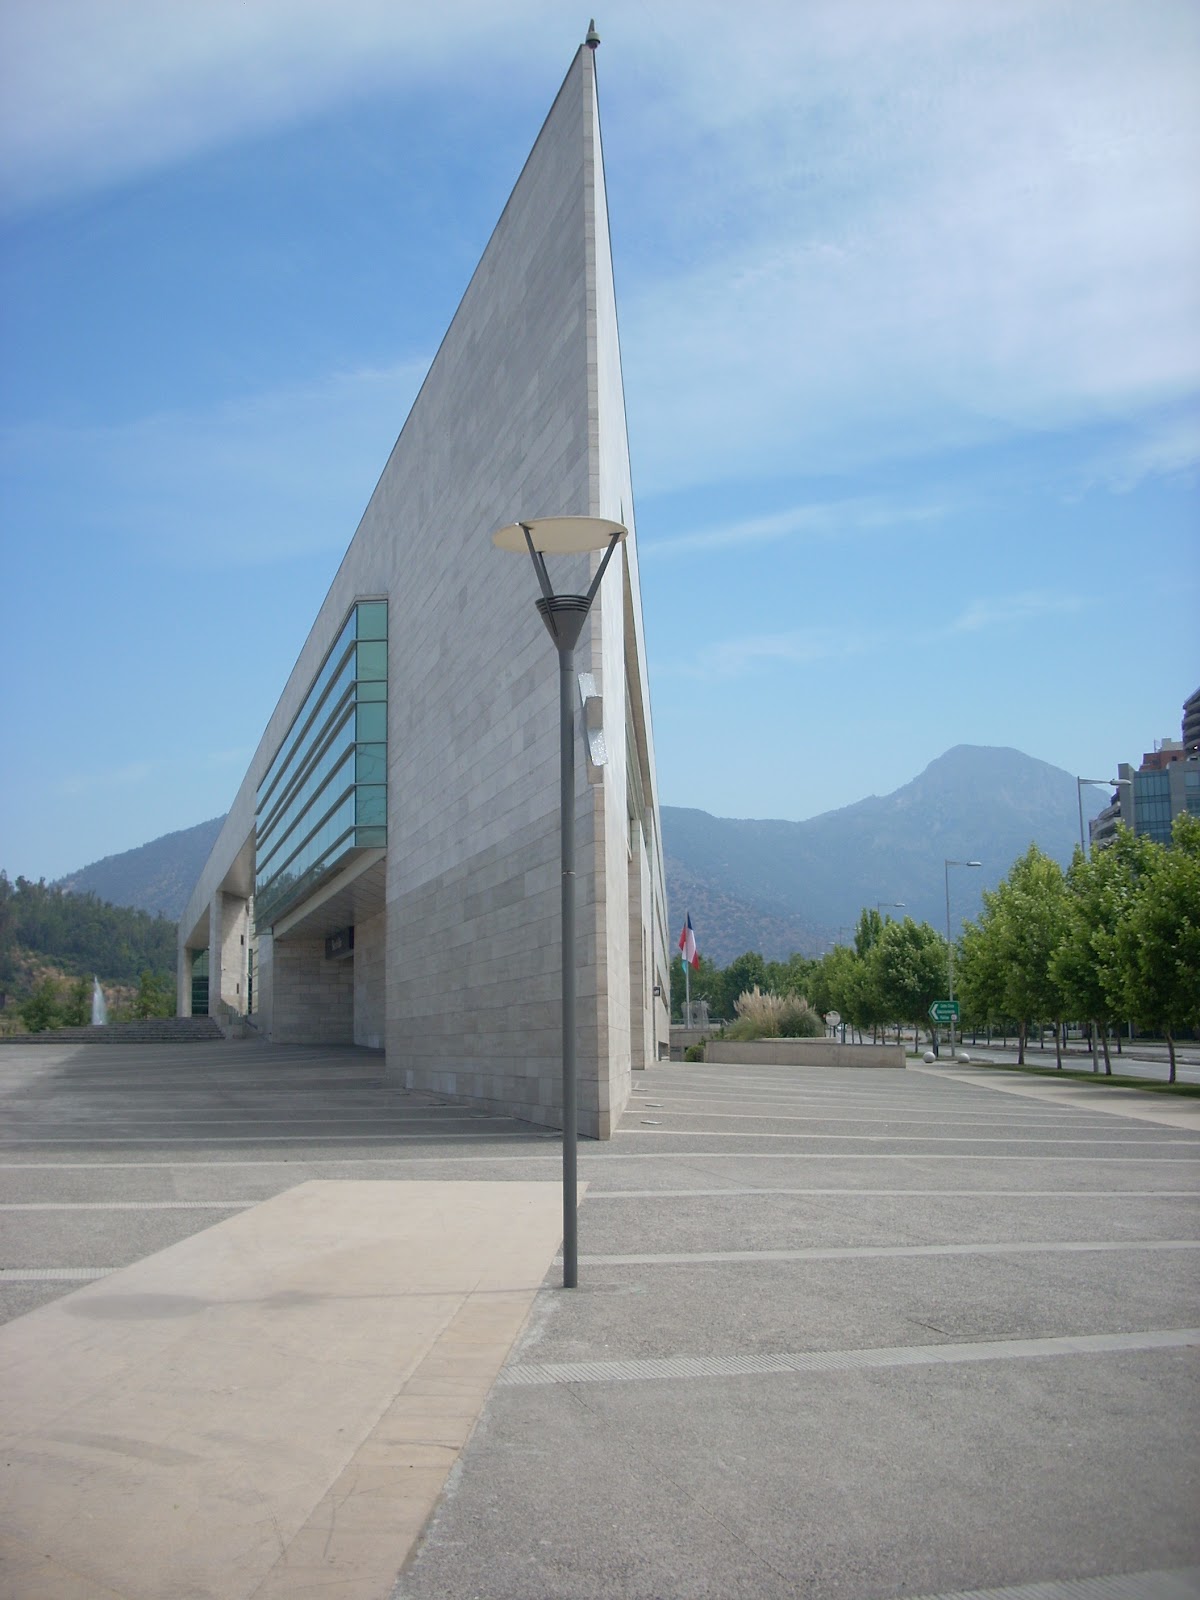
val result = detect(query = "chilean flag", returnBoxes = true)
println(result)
[678,912,700,970]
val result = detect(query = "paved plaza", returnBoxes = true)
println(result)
[0,1039,1197,1598]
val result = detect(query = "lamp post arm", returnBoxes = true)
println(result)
[583,531,623,609]
[522,525,558,611]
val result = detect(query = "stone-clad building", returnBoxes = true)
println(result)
[177,41,670,1137]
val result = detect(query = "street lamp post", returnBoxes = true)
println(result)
[876,902,905,917]
[493,515,626,1289]
[944,860,982,1055]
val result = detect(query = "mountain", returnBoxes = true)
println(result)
[663,745,1103,965]
[55,817,226,921]
[47,746,1103,966]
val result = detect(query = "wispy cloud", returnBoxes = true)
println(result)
[660,587,1091,683]
[0,0,555,212]
[642,496,949,560]
[656,625,872,682]
[1,360,428,568]
[56,760,157,797]
[3,1,1195,491]
[948,593,1088,634]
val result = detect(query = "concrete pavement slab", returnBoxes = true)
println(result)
[0,1179,569,1600]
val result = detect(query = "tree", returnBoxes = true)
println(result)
[61,976,91,1028]
[1110,814,1200,1084]
[1051,830,1156,1072]
[869,917,946,1043]
[853,908,883,959]
[19,978,61,1033]
[957,846,1068,1064]
[670,953,725,1023]
[133,969,175,1019]
[764,952,816,1001]
[812,945,873,1040]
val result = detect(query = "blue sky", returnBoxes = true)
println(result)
[2,0,1197,883]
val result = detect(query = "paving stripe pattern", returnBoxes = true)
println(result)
[2,1040,1199,1600]
[902,1569,1200,1599]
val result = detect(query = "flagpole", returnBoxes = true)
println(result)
[684,911,691,1028]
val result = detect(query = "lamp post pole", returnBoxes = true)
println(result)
[944,860,981,1055]
[493,515,626,1289]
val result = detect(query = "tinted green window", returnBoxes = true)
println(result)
[356,786,387,827]
[255,599,388,930]
[356,701,386,742]
[356,601,387,639]
[356,744,386,784]
[357,641,387,680]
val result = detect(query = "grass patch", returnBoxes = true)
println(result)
[967,1061,1200,1097]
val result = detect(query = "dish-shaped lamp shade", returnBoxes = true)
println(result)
[492,515,627,554]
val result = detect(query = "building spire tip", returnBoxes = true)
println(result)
[585,18,600,49]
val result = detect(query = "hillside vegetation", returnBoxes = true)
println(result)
[0,873,177,995]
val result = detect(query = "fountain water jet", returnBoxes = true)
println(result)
[91,978,107,1026]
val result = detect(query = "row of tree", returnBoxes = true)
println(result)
[672,912,948,1045]
[958,814,1199,1081]
[672,815,1200,1083]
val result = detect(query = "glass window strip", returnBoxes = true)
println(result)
[261,656,357,819]
[258,636,356,817]
[255,790,356,925]
[253,600,388,931]
[256,750,355,887]
[257,693,355,853]
[258,612,356,807]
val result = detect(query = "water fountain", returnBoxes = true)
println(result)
[91,977,107,1026]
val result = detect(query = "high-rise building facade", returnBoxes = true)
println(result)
[177,43,670,1137]
[1089,688,1200,851]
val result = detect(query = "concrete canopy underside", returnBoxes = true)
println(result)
[176,46,669,1137]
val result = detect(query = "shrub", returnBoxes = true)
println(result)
[778,995,824,1037]
[684,1043,705,1062]
[730,987,823,1040]
[733,986,783,1037]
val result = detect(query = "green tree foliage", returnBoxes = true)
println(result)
[133,969,176,1019]
[812,945,869,1035]
[670,953,726,1022]
[19,978,61,1033]
[0,873,176,991]
[722,952,767,1013]
[1051,830,1156,1072]
[1110,814,1200,1084]
[869,917,947,1039]
[764,952,817,1001]
[60,976,91,1028]
[853,907,883,959]
[957,846,1068,1063]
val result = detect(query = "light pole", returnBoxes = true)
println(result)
[876,902,905,918]
[944,860,981,1055]
[493,514,626,1289]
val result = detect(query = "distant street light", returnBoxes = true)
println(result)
[944,860,982,1055]
[876,902,905,917]
[493,513,627,1289]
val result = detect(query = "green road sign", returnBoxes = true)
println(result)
[929,1000,960,1024]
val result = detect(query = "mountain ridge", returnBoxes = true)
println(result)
[38,746,1104,968]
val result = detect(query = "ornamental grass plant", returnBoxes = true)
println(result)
[726,986,824,1040]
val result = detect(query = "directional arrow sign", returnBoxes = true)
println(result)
[929,1000,960,1024]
